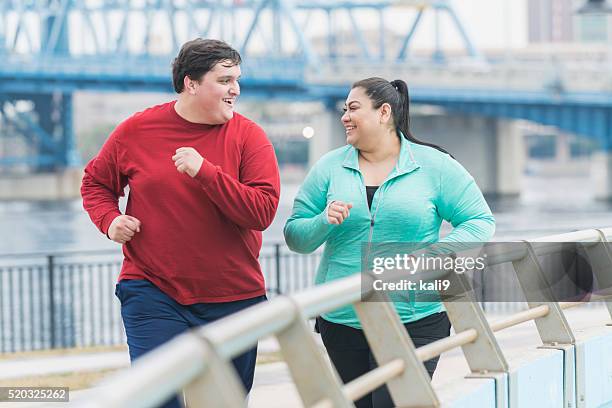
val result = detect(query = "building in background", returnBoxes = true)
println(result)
[528,0,574,43]
[575,12,612,42]
[528,0,612,43]
[523,0,601,171]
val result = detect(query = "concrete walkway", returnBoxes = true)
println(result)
[0,306,610,407]
[0,352,129,380]
[248,306,612,407]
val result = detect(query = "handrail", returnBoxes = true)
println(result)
[0,241,291,259]
[343,358,405,403]
[0,248,122,259]
[416,328,479,362]
[71,228,612,408]
[490,305,550,332]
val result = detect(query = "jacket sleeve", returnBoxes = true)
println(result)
[81,119,130,236]
[436,156,495,244]
[283,160,335,254]
[194,123,280,231]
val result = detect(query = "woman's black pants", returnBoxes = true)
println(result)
[317,312,451,408]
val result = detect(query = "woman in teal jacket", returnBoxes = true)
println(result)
[283,77,495,408]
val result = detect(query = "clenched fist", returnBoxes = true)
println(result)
[327,201,353,225]
[172,147,204,178]
[108,215,142,245]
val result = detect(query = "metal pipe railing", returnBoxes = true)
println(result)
[343,359,406,403]
[490,305,550,332]
[315,326,480,408]
[416,328,479,362]
[77,334,209,408]
[198,297,297,359]
[292,274,363,318]
[71,228,612,408]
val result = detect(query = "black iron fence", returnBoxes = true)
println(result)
[0,244,321,353]
[1,242,597,354]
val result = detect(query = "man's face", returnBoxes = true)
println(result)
[191,60,241,124]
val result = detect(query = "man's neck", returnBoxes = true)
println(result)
[174,97,211,124]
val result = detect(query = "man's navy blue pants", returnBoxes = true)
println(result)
[115,279,266,408]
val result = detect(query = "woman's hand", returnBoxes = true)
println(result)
[327,201,353,225]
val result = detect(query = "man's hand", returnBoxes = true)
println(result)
[108,215,141,245]
[327,201,353,225]
[172,147,204,178]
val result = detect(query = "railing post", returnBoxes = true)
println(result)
[275,243,282,295]
[441,269,509,408]
[183,336,249,408]
[511,241,575,345]
[275,298,353,408]
[354,277,440,408]
[442,270,509,372]
[47,255,56,349]
[583,229,612,323]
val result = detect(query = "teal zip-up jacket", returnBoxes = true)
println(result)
[283,136,495,328]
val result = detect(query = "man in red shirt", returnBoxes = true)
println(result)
[81,39,280,407]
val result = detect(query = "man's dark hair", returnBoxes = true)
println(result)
[172,38,242,93]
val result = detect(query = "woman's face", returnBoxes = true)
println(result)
[341,86,384,149]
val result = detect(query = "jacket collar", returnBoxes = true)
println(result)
[342,132,420,177]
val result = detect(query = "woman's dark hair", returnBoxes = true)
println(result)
[172,38,242,93]
[352,77,450,155]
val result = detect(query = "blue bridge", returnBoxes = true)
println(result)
[1,0,611,175]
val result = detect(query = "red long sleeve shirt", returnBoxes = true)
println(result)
[81,101,280,304]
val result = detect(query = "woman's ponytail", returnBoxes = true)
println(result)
[390,79,452,157]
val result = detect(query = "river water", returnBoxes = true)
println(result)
[0,172,610,256]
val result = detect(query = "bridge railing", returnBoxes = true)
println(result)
[306,60,612,93]
[72,228,612,408]
[0,55,306,84]
[0,244,320,353]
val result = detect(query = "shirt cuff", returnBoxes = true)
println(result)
[195,159,218,188]
[100,210,122,237]
[322,201,336,225]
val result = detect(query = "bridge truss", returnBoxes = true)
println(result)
[0,0,480,170]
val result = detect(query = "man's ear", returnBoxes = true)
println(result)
[184,76,197,95]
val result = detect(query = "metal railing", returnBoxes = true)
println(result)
[0,239,563,353]
[0,249,123,353]
[72,228,612,408]
[0,244,320,353]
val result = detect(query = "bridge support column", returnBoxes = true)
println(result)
[411,113,523,197]
[495,120,524,196]
[308,99,346,167]
[30,93,79,171]
[592,152,612,201]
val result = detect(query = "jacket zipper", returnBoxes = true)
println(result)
[359,161,403,270]
[364,184,384,271]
